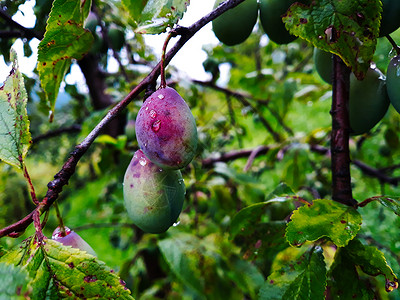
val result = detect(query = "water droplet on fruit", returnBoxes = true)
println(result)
[173,221,180,227]
[139,157,147,166]
[145,106,149,111]
[152,120,161,132]
[158,94,164,100]
[149,109,157,118]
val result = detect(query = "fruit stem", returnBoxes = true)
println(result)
[385,34,400,56]
[160,31,174,89]
[330,55,358,207]
[54,201,66,237]
[21,161,39,205]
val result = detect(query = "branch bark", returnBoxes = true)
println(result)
[330,55,357,207]
[0,0,247,238]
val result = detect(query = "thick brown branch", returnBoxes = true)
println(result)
[0,0,247,238]
[330,55,357,207]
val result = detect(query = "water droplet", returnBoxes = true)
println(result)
[178,179,184,185]
[158,94,164,100]
[145,106,149,111]
[149,109,157,118]
[152,120,161,132]
[173,221,180,227]
[139,157,147,166]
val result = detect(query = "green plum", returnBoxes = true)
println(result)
[386,55,400,113]
[108,24,125,51]
[379,0,400,37]
[349,68,390,135]
[212,0,258,46]
[259,0,300,44]
[314,48,332,84]
[123,150,185,234]
[135,87,198,170]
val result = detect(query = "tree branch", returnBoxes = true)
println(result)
[32,125,82,144]
[0,0,247,238]
[0,8,43,40]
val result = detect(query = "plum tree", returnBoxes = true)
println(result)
[259,0,299,44]
[379,0,400,37]
[349,68,390,135]
[386,55,400,113]
[135,87,198,170]
[52,226,97,256]
[123,149,185,234]
[314,48,332,84]
[212,0,258,46]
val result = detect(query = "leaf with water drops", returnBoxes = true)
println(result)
[134,0,190,34]
[283,0,381,79]
[37,0,93,121]
[0,49,32,169]
[286,199,362,247]
[329,238,398,297]
[259,246,326,300]
[0,238,134,299]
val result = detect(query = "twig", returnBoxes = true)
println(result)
[0,8,43,40]
[243,145,266,172]
[193,80,283,142]
[0,0,247,238]
[32,124,82,144]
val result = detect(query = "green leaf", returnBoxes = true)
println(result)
[121,0,149,22]
[158,234,205,294]
[135,0,190,34]
[286,199,362,247]
[283,0,381,79]
[0,238,134,299]
[259,246,326,300]
[37,0,93,121]
[0,49,32,169]
[371,196,400,216]
[345,239,398,292]
[327,239,393,298]
[0,262,31,299]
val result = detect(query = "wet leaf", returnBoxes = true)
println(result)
[283,0,381,79]
[286,199,362,247]
[0,238,134,299]
[0,262,31,299]
[37,0,93,121]
[135,0,190,34]
[259,246,326,300]
[0,49,32,169]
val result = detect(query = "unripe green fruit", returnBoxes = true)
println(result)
[386,56,400,114]
[313,48,332,84]
[379,0,400,37]
[123,150,185,234]
[259,0,299,44]
[349,68,390,135]
[212,0,258,46]
[85,12,98,34]
[136,87,198,170]
[108,25,125,51]
[52,226,96,256]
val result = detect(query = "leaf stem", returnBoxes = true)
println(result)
[385,34,400,56]
[160,31,174,89]
[22,161,38,205]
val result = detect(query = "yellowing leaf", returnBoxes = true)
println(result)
[0,49,32,169]
[286,199,362,247]
[37,0,93,121]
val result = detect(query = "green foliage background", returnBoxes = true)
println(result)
[0,0,400,299]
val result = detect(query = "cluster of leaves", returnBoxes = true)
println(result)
[0,0,400,299]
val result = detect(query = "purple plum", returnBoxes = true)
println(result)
[52,226,96,256]
[135,87,197,169]
[123,149,185,233]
